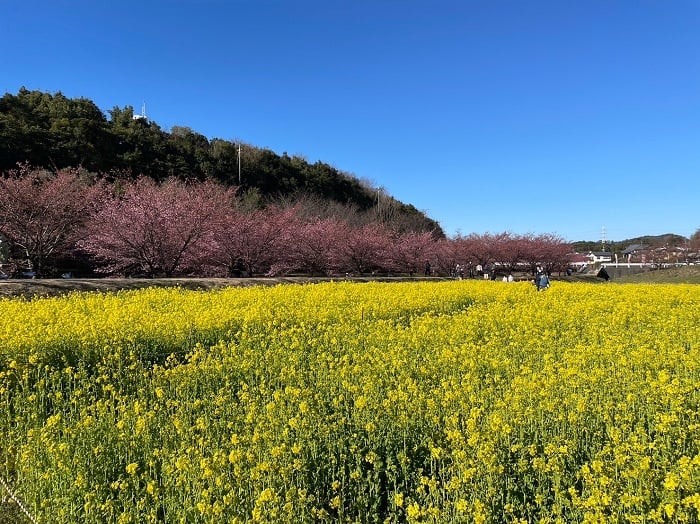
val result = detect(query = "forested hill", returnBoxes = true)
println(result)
[0,88,442,235]
[571,233,689,253]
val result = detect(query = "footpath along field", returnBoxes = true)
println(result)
[1,281,700,523]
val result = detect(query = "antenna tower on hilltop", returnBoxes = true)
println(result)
[133,102,147,121]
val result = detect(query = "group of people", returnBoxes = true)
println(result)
[535,266,550,291]
[429,262,610,290]
[431,262,555,290]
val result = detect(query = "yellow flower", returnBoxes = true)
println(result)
[664,503,675,518]
[664,473,680,491]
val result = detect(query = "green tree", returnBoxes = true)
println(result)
[0,88,52,170]
[107,106,170,179]
[209,139,240,185]
[167,126,211,179]
[46,93,112,170]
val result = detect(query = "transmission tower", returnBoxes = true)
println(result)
[601,226,607,251]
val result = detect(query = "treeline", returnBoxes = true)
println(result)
[0,88,440,234]
[0,167,572,278]
[571,234,689,255]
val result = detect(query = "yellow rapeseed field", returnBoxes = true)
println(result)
[1,281,700,523]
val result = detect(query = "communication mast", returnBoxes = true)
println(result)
[132,102,147,121]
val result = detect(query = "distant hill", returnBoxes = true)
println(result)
[0,88,443,236]
[571,233,689,254]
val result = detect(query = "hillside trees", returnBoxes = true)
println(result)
[79,177,234,277]
[0,88,112,171]
[0,165,104,277]
[209,139,240,185]
[0,88,50,169]
[370,189,443,236]
[107,106,174,179]
[47,93,112,170]
[1,89,441,235]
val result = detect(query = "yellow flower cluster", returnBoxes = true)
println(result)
[1,281,699,523]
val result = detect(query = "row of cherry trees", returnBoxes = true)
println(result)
[0,167,573,278]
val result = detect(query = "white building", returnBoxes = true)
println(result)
[586,251,613,264]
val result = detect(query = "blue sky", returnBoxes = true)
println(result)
[3,0,699,241]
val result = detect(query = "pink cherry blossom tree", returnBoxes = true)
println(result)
[524,233,572,275]
[446,234,486,277]
[79,176,234,277]
[272,216,348,276]
[338,223,393,275]
[486,232,526,275]
[207,205,297,277]
[387,231,437,276]
[433,238,459,277]
[0,165,104,277]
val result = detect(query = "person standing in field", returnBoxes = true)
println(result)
[535,266,550,290]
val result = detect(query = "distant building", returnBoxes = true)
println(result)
[622,244,647,256]
[586,251,613,264]
[568,253,589,269]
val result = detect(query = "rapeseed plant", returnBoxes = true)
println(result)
[0,281,699,522]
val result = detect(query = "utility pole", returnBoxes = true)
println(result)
[237,143,241,185]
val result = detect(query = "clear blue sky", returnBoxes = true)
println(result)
[3,0,699,242]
